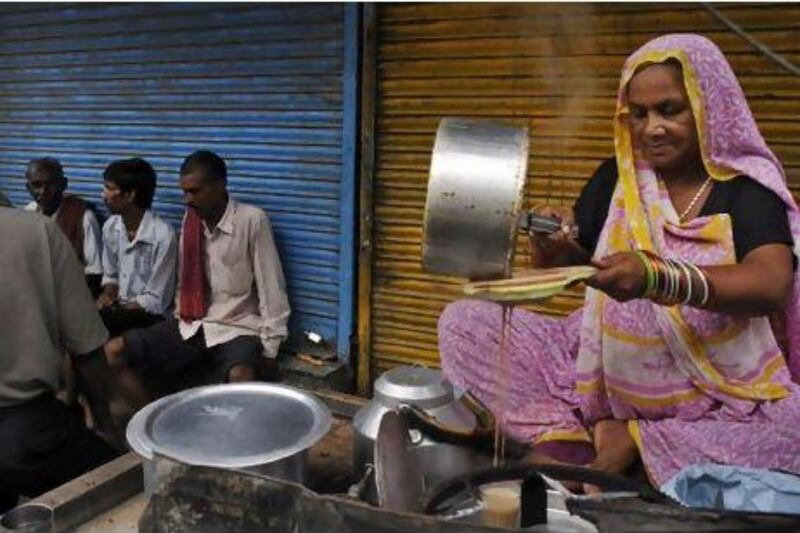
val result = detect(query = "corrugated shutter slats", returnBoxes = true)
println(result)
[0,3,356,357]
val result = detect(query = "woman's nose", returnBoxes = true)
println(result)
[644,113,667,137]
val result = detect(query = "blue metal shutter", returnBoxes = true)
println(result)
[0,3,358,360]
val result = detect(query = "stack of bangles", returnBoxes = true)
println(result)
[635,250,713,307]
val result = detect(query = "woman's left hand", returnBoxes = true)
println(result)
[586,252,646,302]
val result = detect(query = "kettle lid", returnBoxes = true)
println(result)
[374,366,454,408]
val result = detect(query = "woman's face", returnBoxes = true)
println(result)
[626,63,700,174]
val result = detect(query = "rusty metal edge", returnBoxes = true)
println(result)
[28,453,142,532]
[313,388,368,419]
[357,2,378,397]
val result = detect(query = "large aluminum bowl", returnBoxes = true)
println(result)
[127,383,332,494]
[422,117,529,280]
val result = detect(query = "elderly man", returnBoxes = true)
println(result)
[0,209,118,513]
[24,157,103,296]
[105,150,290,407]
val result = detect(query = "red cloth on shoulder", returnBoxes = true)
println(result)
[179,208,207,322]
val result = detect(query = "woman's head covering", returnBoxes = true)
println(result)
[608,33,800,382]
[617,33,793,207]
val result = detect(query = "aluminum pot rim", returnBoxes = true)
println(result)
[126,383,332,469]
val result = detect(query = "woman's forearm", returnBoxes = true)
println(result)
[702,244,794,315]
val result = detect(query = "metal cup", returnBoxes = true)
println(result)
[480,480,522,528]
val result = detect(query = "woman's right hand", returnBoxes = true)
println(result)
[527,205,589,268]
[586,252,647,302]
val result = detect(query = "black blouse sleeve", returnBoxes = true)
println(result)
[720,176,795,262]
[573,157,618,256]
[571,162,795,263]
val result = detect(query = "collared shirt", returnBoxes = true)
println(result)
[177,198,290,357]
[101,210,178,315]
[25,199,103,275]
[0,209,108,406]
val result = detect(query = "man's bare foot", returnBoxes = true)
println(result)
[584,419,638,495]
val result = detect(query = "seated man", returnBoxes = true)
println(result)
[97,158,177,337]
[105,150,290,408]
[0,209,118,513]
[24,157,103,297]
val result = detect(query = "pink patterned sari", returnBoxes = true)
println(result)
[439,34,800,487]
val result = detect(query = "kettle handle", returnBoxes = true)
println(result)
[397,403,503,453]
[459,390,496,431]
[398,390,496,436]
[397,400,532,459]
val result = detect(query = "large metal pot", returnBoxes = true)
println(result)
[422,117,529,280]
[353,367,490,502]
[127,383,332,495]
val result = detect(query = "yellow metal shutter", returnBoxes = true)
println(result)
[370,2,800,373]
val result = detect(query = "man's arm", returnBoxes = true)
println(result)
[83,209,104,275]
[134,226,178,315]
[47,219,116,434]
[252,212,290,357]
[83,210,104,298]
[98,219,120,308]
[71,348,117,439]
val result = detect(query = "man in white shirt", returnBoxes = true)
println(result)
[24,157,104,296]
[0,209,118,513]
[97,158,177,337]
[105,150,290,407]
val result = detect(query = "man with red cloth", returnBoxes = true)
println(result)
[104,150,290,408]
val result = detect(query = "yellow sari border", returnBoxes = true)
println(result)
[666,309,787,400]
[602,319,748,348]
[607,382,702,409]
[575,378,603,395]
[603,324,665,347]
[627,419,657,486]
[533,428,592,446]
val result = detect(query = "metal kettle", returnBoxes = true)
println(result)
[352,366,492,503]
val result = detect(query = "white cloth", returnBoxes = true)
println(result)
[177,198,290,358]
[663,464,800,514]
[25,199,103,275]
[0,209,108,406]
[101,210,177,315]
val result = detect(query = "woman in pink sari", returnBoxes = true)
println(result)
[439,34,800,490]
